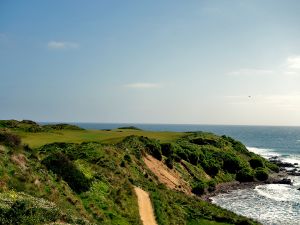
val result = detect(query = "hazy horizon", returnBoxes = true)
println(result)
[1,1,300,126]
[37,121,300,127]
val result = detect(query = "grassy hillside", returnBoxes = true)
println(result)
[0,120,276,225]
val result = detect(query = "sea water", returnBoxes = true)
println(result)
[44,123,300,224]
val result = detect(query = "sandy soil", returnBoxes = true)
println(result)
[11,153,27,170]
[134,186,158,225]
[143,154,191,194]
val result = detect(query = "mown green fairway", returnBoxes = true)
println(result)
[16,129,185,148]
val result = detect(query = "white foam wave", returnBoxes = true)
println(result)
[246,146,281,159]
[211,187,300,225]
[292,176,300,187]
[255,184,300,202]
[281,155,300,166]
[247,146,300,167]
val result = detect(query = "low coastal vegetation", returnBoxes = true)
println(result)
[0,120,83,133]
[117,126,142,130]
[0,119,278,224]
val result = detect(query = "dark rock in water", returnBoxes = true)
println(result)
[269,159,295,168]
[287,171,300,176]
[273,178,293,185]
[294,163,298,165]
[298,188,300,191]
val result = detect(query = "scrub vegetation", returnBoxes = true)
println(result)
[0,119,276,224]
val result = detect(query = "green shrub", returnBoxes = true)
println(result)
[266,161,279,172]
[124,154,132,163]
[176,141,201,163]
[201,160,219,177]
[161,143,174,157]
[185,152,197,165]
[254,168,268,181]
[118,126,141,130]
[140,137,162,160]
[190,137,219,147]
[222,135,252,156]
[42,152,91,193]
[222,153,242,174]
[0,192,60,225]
[0,131,21,148]
[236,168,254,182]
[192,181,206,196]
[43,123,83,131]
[174,148,188,162]
[165,157,174,169]
[207,180,216,192]
[249,158,264,169]
[0,120,43,132]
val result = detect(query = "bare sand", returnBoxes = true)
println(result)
[143,154,191,194]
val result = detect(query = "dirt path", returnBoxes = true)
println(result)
[134,186,158,225]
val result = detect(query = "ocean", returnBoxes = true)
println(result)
[58,123,300,225]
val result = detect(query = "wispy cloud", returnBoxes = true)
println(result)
[47,41,79,50]
[225,93,300,111]
[286,56,300,70]
[124,83,162,89]
[228,68,274,76]
[229,55,300,78]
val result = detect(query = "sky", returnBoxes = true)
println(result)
[1,0,300,125]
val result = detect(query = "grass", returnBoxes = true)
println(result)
[0,121,266,225]
[15,129,185,148]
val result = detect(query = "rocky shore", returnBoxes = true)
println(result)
[203,156,300,202]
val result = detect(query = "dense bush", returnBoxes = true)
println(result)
[191,181,206,196]
[42,152,91,193]
[165,157,174,169]
[118,135,144,159]
[124,154,132,163]
[118,126,141,130]
[190,137,219,147]
[161,143,174,157]
[0,120,42,132]
[222,135,252,156]
[207,180,217,192]
[254,168,268,181]
[249,158,264,169]
[43,123,83,131]
[0,192,61,225]
[0,131,21,148]
[173,147,188,162]
[266,161,280,173]
[201,160,220,177]
[140,137,162,160]
[236,168,254,182]
[176,141,204,165]
[222,153,242,173]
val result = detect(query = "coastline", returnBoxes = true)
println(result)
[202,170,289,202]
[202,148,300,202]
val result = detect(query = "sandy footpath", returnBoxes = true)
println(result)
[134,186,158,225]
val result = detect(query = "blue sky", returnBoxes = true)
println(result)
[1,0,300,125]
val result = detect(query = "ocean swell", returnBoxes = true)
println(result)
[211,146,300,225]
